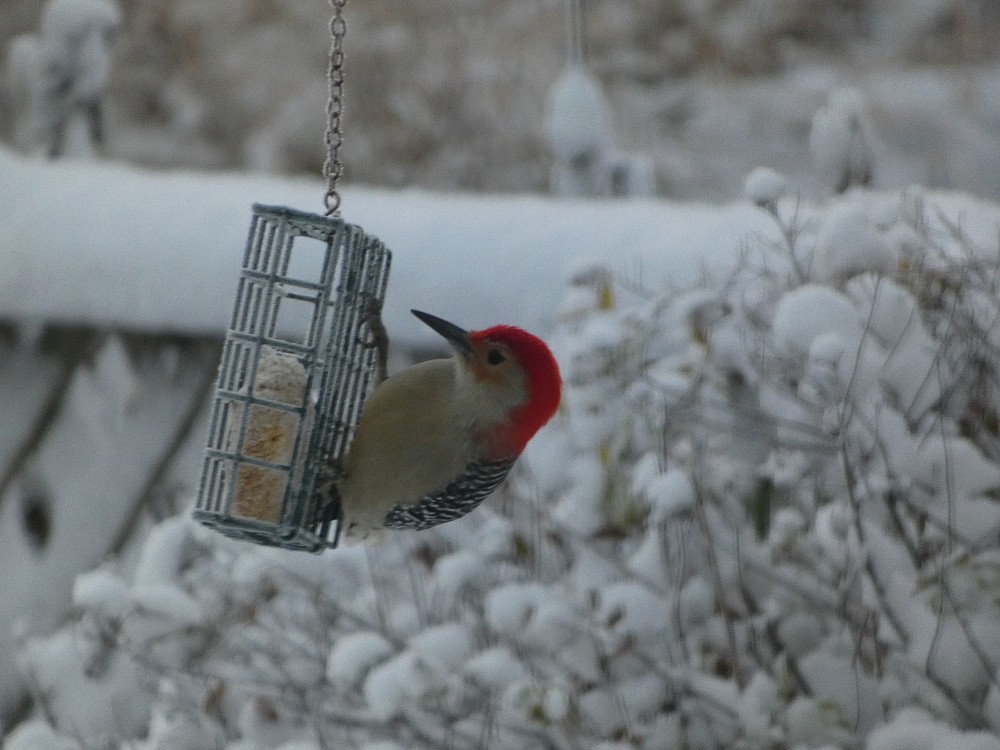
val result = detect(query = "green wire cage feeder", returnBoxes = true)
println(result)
[193,1,392,552]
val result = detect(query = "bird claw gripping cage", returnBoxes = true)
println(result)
[193,204,391,552]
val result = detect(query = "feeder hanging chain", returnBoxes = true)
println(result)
[324,0,347,215]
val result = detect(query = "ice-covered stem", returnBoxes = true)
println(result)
[839,449,908,654]
[937,570,1000,701]
[763,618,813,695]
[760,192,809,282]
[899,651,988,728]
[691,466,746,690]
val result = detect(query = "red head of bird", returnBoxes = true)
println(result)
[411,309,561,460]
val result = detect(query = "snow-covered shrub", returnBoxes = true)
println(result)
[809,87,879,195]
[35,0,121,157]
[3,34,44,153]
[10,185,1000,748]
[545,64,656,199]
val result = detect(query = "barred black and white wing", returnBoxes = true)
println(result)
[382,458,515,531]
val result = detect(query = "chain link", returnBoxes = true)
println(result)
[323,0,348,215]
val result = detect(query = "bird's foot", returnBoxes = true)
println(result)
[358,296,389,385]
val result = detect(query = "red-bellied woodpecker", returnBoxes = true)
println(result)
[336,309,561,543]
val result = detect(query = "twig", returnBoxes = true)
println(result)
[690,467,745,690]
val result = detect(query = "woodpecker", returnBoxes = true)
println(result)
[335,309,561,543]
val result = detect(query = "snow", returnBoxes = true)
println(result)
[809,86,878,193]
[813,202,896,281]
[0,341,211,721]
[799,650,881,732]
[677,576,714,628]
[131,583,205,626]
[909,613,1000,699]
[743,166,787,207]
[408,622,473,671]
[0,146,772,341]
[626,527,669,587]
[551,455,606,535]
[30,0,120,158]
[500,679,573,724]
[577,687,625,735]
[133,517,190,587]
[644,468,696,521]
[362,653,418,721]
[17,629,150,746]
[771,283,859,355]
[431,549,487,598]
[597,581,669,639]
[913,436,1000,499]
[40,0,120,47]
[484,582,547,635]
[461,646,527,690]
[613,673,668,723]
[785,696,843,747]
[327,631,394,685]
[545,64,614,165]
[4,34,44,152]
[736,672,780,742]
[518,597,579,650]
[6,109,1000,749]
[542,61,653,198]
[5,720,81,750]
[39,0,120,101]
[868,708,1000,750]
[71,568,130,620]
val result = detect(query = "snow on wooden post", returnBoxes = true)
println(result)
[194,204,391,552]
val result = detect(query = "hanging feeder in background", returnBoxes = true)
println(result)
[193,0,392,552]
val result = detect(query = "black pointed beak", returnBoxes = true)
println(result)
[411,309,473,356]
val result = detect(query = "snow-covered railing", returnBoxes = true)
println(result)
[0,146,773,340]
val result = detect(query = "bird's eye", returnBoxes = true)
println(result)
[486,348,506,366]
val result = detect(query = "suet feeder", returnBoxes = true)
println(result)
[193,205,390,551]
[193,0,392,552]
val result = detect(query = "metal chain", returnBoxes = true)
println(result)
[323,0,347,215]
